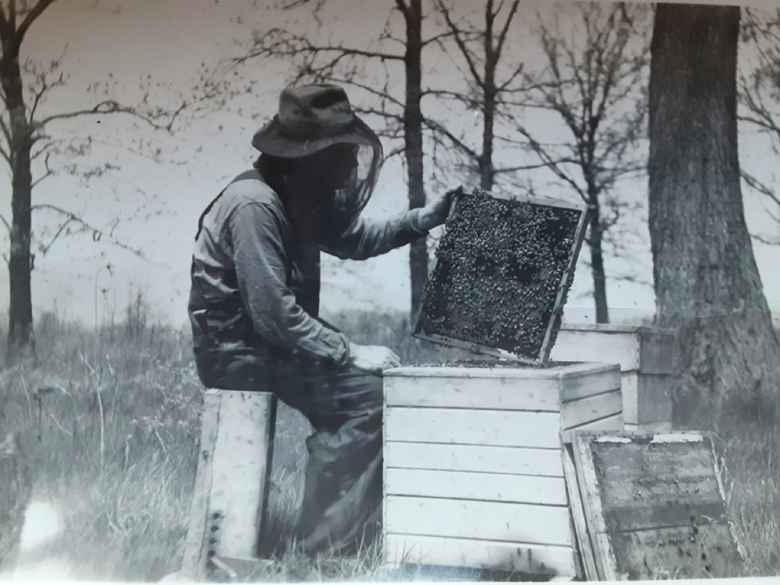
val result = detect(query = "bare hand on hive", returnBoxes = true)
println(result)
[418,185,463,231]
[348,342,401,373]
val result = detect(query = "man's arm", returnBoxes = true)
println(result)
[230,200,352,365]
[322,186,462,261]
[321,208,428,261]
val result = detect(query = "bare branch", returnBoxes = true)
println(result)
[494,0,520,61]
[435,0,485,89]
[742,169,780,208]
[31,204,145,259]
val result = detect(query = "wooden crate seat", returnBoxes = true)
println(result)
[180,389,277,581]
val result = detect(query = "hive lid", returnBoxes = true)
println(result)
[413,188,590,365]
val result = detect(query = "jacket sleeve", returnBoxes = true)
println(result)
[321,208,429,260]
[230,201,351,366]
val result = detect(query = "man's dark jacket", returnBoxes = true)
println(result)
[188,170,427,376]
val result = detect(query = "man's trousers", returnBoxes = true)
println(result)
[196,349,384,556]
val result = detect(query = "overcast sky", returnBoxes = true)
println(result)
[2,0,779,330]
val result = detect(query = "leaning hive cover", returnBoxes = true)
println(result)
[414,189,590,363]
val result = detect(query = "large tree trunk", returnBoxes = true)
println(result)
[648,4,780,429]
[402,0,428,320]
[1,52,35,359]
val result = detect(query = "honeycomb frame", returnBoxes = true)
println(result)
[413,188,591,365]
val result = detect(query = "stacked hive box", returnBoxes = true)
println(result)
[550,324,675,431]
[383,362,622,577]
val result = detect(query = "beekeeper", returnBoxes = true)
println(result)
[188,84,456,555]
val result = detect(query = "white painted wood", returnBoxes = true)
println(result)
[385,374,562,411]
[561,390,623,429]
[385,366,620,410]
[551,329,640,370]
[572,436,618,581]
[181,390,221,580]
[621,372,639,425]
[385,534,577,576]
[206,391,276,560]
[385,406,561,449]
[385,468,568,506]
[560,413,624,443]
[559,368,621,402]
[385,362,618,380]
[562,445,597,580]
[386,496,573,547]
[385,442,564,477]
[551,325,674,372]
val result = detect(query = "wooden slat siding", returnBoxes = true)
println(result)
[560,413,624,443]
[205,391,276,560]
[385,496,573,547]
[384,362,617,381]
[385,468,567,506]
[384,374,562,411]
[560,390,622,430]
[181,390,221,581]
[636,374,673,424]
[384,366,619,411]
[384,442,564,477]
[572,435,619,581]
[385,406,561,449]
[559,367,621,402]
[382,387,390,567]
[550,328,640,370]
[385,534,577,576]
[561,445,597,580]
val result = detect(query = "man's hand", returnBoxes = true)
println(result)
[417,185,463,231]
[349,342,402,373]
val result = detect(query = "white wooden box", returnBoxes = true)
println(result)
[550,324,675,431]
[382,362,622,578]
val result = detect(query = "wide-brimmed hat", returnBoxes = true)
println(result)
[252,84,380,158]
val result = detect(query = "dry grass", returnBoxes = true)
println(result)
[1,307,779,580]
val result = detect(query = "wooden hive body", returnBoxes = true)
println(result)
[550,324,675,431]
[383,362,622,578]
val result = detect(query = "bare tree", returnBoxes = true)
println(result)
[739,8,780,245]
[648,4,780,429]
[426,0,524,192]
[241,0,447,319]
[506,2,651,324]
[0,0,229,358]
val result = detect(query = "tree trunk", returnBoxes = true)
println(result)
[1,52,35,359]
[588,212,610,324]
[402,0,428,320]
[480,1,497,192]
[648,4,780,429]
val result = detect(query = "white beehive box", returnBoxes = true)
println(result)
[550,324,675,431]
[383,362,622,578]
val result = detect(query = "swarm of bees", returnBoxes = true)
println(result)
[416,189,584,362]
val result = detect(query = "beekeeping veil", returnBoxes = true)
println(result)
[252,84,383,237]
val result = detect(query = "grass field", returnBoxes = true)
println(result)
[1,308,779,581]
